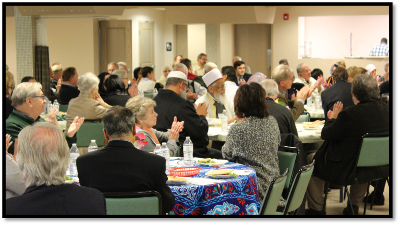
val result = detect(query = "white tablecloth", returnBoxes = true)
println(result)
[304,104,325,119]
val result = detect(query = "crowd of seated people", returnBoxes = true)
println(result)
[5,51,390,216]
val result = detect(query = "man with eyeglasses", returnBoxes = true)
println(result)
[294,63,323,101]
[6,82,84,154]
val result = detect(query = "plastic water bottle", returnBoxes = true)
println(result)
[154,144,162,156]
[153,88,158,98]
[47,102,53,115]
[138,90,144,97]
[183,137,194,166]
[88,140,98,153]
[315,93,322,110]
[53,99,59,116]
[67,143,79,177]
[161,142,170,169]
[221,109,228,132]
[307,96,312,108]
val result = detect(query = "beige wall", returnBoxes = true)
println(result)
[188,24,206,62]
[272,6,389,80]
[219,24,235,68]
[6,16,17,83]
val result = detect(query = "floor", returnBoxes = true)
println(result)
[319,184,390,215]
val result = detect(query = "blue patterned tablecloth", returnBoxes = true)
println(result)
[168,161,261,215]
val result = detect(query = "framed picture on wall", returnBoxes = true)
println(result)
[166,42,172,51]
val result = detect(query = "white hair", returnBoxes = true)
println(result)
[174,63,188,76]
[204,62,218,74]
[233,56,242,61]
[117,62,127,70]
[112,69,128,79]
[260,79,279,97]
[11,82,42,107]
[16,122,69,186]
[271,65,292,85]
[125,96,156,123]
[107,62,118,69]
[77,72,100,95]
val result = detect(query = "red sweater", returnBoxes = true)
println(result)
[187,72,197,80]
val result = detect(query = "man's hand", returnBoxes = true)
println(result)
[196,102,208,117]
[7,136,17,162]
[311,76,323,92]
[56,79,62,92]
[239,79,246,86]
[296,85,312,101]
[6,134,13,153]
[47,107,59,127]
[186,89,198,100]
[128,84,139,97]
[330,101,343,119]
[67,116,85,138]
[327,110,333,119]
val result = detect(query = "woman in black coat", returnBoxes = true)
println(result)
[103,75,132,107]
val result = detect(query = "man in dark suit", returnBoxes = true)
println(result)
[58,67,80,104]
[233,61,252,86]
[76,106,175,214]
[6,122,105,215]
[321,67,354,119]
[306,74,389,215]
[153,71,222,159]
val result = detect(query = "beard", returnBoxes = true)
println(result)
[214,92,228,105]
[180,89,187,99]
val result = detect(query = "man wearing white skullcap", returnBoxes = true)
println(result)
[195,69,236,126]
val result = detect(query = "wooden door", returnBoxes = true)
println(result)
[139,21,155,68]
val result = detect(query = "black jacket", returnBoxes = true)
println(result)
[103,91,131,107]
[266,98,298,137]
[321,80,354,119]
[58,84,80,105]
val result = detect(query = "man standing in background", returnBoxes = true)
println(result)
[192,53,207,76]
[369,38,389,56]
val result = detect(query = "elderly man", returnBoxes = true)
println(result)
[6,123,106,215]
[192,53,207,76]
[50,64,63,93]
[204,62,218,74]
[77,106,175,214]
[234,61,252,86]
[174,63,207,102]
[369,37,389,57]
[306,74,389,215]
[6,82,84,154]
[58,67,80,104]
[221,66,239,106]
[271,65,311,121]
[321,67,354,119]
[153,71,222,159]
[195,68,236,126]
[294,63,323,101]
[260,79,298,136]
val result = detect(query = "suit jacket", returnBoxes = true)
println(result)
[266,98,298,137]
[277,89,305,121]
[321,80,354,119]
[243,73,252,82]
[58,83,80,104]
[6,184,106,215]
[313,101,389,185]
[76,140,175,214]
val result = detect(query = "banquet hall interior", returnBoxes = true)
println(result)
[4,4,390,216]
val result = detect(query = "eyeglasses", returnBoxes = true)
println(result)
[215,84,226,90]
[303,69,311,73]
[163,70,171,73]
[33,95,46,100]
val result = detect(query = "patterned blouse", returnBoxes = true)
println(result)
[222,116,281,200]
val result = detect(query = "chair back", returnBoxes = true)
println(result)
[296,112,310,122]
[59,104,69,112]
[357,132,389,167]
[76,122,106,148]
[283,160,315,215]
[103,191,162,215]
[259,169,288,215]
[143,92,154,99]
[278,146,299,189]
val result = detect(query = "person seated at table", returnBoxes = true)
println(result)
[76,106,175,214]
[271,64,311,121]
[221,82,281,200]
[58,67,80,105]
[138,66,156,93]
[153,71,222,159]
[125,96,183,156]
[246,72,267,85]
[6,82,84,154]
[66,72,111,129]
[306,74,389,215]
[195,68,236,126]
[6,71,16,119]
[221,66,239,106]
[260,79,298,136]
[155,65,172,91]
[321,67,354,120]
[294,63,324,101]
[5,134,26,199]
[103,75,132,107]
[325,63,339,89]
[175,63,207,102]
[133,67,143,85]
[6,123,106,215]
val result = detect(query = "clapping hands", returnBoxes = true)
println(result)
[327,101,343,119]
[168,116,184,142]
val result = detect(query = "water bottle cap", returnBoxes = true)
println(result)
[156,144,160,147]
[186,136,190,139]
[91,140,96,142]
[162,142,167,146]
[72,143,77,146]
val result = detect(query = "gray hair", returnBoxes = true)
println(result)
[11,82,42,107]
[271,65,292,85]
[125,95,156,124]
[101,106,135,138]
[117,62,127,70]
[351,74,380,102]
[166,77,186,87]
[174,63,188,76]
[296,63,306,75]
[77,72,100,96]
[204,62,218,74]
[197,53,207,59]
[107,62,118,69]
[233,56,242,61]
[260,79,279,97]
[16,122,69,186]
[112,69,128,79]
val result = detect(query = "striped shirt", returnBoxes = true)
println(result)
[369,44,389,56]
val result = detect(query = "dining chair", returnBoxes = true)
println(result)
[259,169,288,215]
[143,92,154,99]
[323,132,389,215]
[103,191,162,215]
[76,122,106,150]
[277,146,299,197]
[59,104,69,112]
[276,160,315,215]
[296,112,310,122]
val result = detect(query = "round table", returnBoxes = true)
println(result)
[167,159,261,215]
[304,105,325,119]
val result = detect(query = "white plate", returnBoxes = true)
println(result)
[205,171,237,179]
[197,159,228,167]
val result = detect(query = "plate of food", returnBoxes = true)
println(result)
[197,158,228,167]
[205,169,237,179]
[302,123,322,129]
[166,176,190,185]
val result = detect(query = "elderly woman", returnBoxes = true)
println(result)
[222,82,280,200]
[125,96,183,156]
[66,72,111,129]
[6,71,15,119]
[246,72,267,84]
[103,75,132,107]
[155,65,172,91]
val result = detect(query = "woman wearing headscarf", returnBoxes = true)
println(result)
[155,65,172,91]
